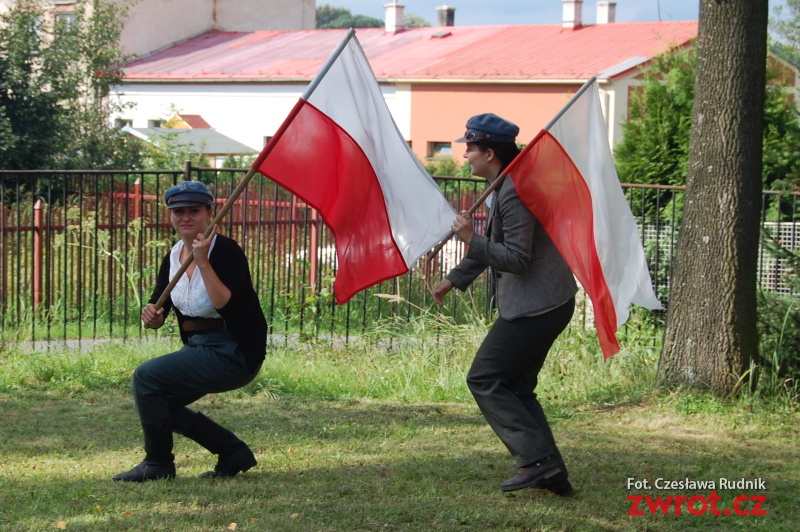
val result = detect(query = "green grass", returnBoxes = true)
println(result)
[0,315,797,531]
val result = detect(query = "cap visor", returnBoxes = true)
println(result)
[167,200,211,209]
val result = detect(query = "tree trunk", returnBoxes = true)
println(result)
[658,0,768,395]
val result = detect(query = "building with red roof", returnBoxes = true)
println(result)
[120,114,258,168]
[111,1,704,165]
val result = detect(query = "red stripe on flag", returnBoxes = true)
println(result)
[255,100,407,304]
[508,131,620,357]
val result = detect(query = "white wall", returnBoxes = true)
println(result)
[114,0,316,57]
[115,0,212,57]
[600,83,623,147]
[390,83,413,139]
[215,0,316,32]
[112,81,414,151]
[0,0,317,57]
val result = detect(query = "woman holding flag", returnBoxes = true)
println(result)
[113,181,267,482]
[433,113,577,496]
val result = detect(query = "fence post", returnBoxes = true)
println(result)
[184,160,192,182]
[133,178,142,220]
[290,195,298,263]
[33,199,43,309]
[309,208,319,291]
[238,177,245,229]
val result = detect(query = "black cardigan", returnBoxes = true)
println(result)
[148,234,267,371]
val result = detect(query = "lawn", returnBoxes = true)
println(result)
[0,327,797,531]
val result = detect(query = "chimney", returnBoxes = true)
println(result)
[385,1,405,33]
[562,0,583,29]
[596,1,616,24]
[437,4,455,26]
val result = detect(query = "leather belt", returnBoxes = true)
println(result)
[181,317,226,333]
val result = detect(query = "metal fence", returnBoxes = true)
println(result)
[1,166,798,346]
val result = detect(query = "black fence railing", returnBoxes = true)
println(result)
[1,166,798,347]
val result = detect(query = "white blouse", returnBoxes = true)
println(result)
[168,236,222,319]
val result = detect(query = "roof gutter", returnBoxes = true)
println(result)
[119,77,611,85]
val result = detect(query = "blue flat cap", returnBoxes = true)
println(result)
[454,113,519,143]
[164,181,214,209]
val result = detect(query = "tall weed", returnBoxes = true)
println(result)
[1,291,796,409]
[754,233,800,403]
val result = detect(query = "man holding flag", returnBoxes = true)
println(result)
[433,113,578,496]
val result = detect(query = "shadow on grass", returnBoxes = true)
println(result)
[0,392,797,532]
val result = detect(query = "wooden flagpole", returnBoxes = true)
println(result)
[153,28,360,310]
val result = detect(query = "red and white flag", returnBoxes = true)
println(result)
[506,79,662,358]
[253,30,456,304]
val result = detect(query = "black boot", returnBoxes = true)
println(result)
[113,423,176,482]
[534,472,576,497]
[175,412,256,478]
[500,455,562,492]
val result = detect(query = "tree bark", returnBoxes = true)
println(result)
[658,0,768,394]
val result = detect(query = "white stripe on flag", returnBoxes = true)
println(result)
[548,80,662,327]
[306,37,457,267]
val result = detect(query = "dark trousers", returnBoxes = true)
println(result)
[467,298,575,470]
[131,331,261,426]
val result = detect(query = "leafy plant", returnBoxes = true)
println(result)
[316,4,382,29]
[52,207,171,321]
[615,45,800,221]
[615,47,695,191]
[0,0,142,170]
[771,0,800,63]
[755,232,800,396]
[425,157,473,178]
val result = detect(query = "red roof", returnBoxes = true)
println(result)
[178,114,212,128]
[123,22,697,83]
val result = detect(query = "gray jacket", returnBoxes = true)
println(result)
[446,176,577,319]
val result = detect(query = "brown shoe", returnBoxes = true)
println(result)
[500,456,562,492]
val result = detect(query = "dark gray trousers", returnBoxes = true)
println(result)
[467,298,574,471]
[131,331,261,426]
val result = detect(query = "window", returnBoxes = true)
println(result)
[114,118,132,129]
[427,141,452,159]
[263,136,273,147]
[52,3,77,30]
[148,119,162,128]
[55,13,75,28]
